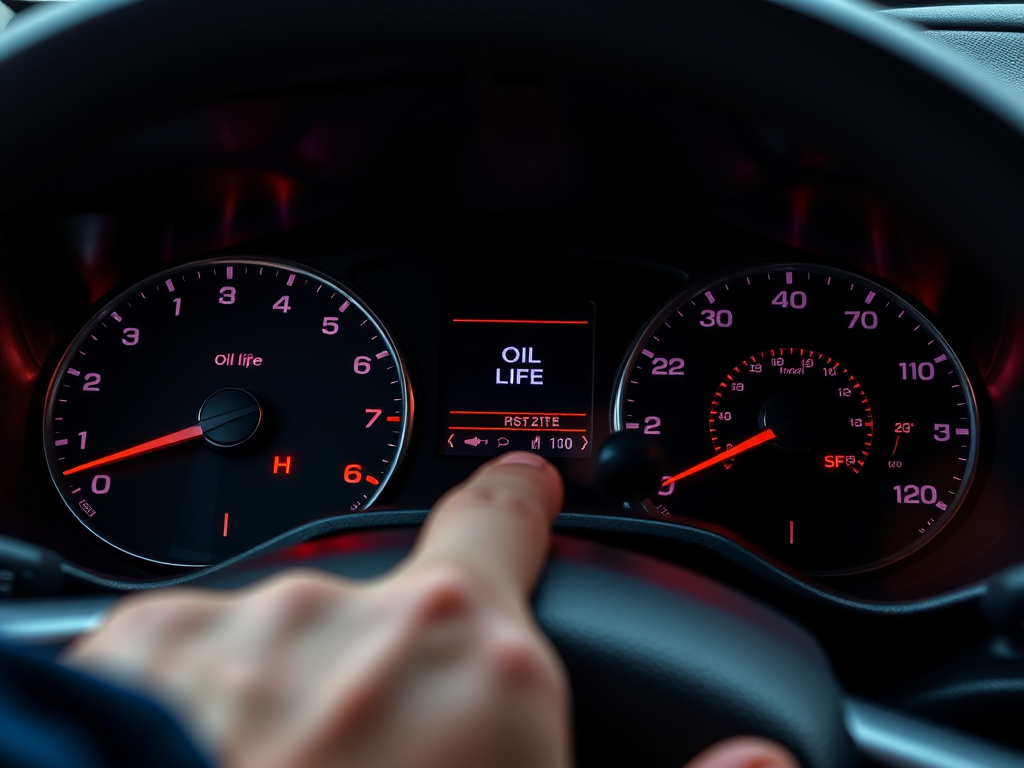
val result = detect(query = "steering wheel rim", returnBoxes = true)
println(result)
[179,532,851,768]
[2,0,1024,766]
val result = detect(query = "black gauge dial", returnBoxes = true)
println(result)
[43,258,411,567]
[614,264,979,574]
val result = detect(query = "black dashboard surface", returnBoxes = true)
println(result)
[3,1,1024,759]
[0,68,1021,606]
[0,0,1022,605]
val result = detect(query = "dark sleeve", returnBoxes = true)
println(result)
[0,644,212,768]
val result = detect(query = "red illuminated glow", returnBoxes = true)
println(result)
[270,174,295,229]
[824,454,856,469]
[447,410,589,434]
[266,532,760,614]
[450,410,586,417]
[251,531,756,613]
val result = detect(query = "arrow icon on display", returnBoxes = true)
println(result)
[464,437,489,447]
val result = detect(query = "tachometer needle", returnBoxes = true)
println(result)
[62,425,204,476]
[61,403,259,476]
[661,427,776,486]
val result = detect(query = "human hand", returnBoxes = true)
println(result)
[64,451,799,768]
[64,452,569,768]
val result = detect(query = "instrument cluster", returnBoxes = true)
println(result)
[0,73,1013,601]
[33,248,987,593]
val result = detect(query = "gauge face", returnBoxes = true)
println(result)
[614,264,979,574]
[43,258,411,566]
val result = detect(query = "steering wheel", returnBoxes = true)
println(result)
[2,1,1024,766]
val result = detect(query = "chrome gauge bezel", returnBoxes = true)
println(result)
[42,256,415,568]
[612,262,981,575]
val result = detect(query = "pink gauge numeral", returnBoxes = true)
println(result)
[365,409,382,427]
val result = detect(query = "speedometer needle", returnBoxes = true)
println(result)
[61,404,259,476]
[661,427,776,486]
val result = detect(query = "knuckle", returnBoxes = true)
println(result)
[248,569,340,615]
[483,627,561,692]
[409,565,479,625]
[258,567,338,594]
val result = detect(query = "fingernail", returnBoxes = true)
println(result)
[494,451,550,469]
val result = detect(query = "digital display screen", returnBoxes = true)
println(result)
[440,302,594,458]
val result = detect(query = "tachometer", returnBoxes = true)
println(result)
[43,258,411,566]
[613,264,979,574]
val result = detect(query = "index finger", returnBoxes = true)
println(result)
[403,452,563,613]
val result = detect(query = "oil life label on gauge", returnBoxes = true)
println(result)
[441,302,594,457]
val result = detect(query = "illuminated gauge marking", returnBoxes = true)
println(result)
[43,258,411,567]
[709,349,873,474]
[614,263,979,575]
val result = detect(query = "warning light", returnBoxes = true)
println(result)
[824,454,856,468]
[273,455,292,474]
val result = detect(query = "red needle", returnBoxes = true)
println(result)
[62,425,204,476]
[662,427,777,486]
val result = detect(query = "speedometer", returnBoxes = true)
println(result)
[613,264,979,574]
[43,258,411,567]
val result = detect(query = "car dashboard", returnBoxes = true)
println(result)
[2,0,1024,755]
[2,71,1021,591]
